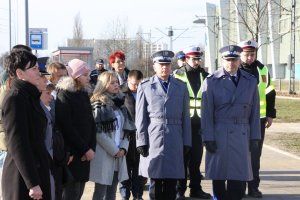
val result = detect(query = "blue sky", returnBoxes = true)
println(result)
[0,0,219,56]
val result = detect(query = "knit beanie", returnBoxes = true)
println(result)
[67,59,89,79]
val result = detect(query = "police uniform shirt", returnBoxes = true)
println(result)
[185,64,201,96]
[158,76,170,93]
[223,68,240,86]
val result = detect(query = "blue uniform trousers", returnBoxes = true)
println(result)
[213,180,244,200]
[176,125,203,195]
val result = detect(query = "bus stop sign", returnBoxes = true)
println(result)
[29,28,48,50]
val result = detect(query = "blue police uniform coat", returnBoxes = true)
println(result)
[135,75,192,179]
[201,69,261,181]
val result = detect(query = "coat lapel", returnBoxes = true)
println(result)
[214,69,235,93]
[165,76,177,102]
[150,76,166,98]
[233,70,249,100]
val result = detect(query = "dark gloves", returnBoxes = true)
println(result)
[184,146,191,157]
[250,140,260,152]
[204,141,217,153]
[137,145,149,157]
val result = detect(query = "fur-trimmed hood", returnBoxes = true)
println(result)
[56,76,93,94]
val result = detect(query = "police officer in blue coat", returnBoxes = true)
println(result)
[201,45,261,200]
[135,50,192,200]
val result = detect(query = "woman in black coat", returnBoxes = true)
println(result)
[55,59,96,200]
[1,51,51,200]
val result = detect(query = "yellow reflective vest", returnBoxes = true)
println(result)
[257,66,275,118]
[175,71,204,117]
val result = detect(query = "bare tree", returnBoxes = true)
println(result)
[223,0,290,46]
[71,12,84,47]
[99,18,150,75]
[133,26,153,77]
[101,18,131,58]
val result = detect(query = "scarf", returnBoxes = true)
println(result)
[93,93,135,134]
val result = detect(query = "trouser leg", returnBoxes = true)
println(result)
[189,129,203,192]
[131,155,146,198]
[212,180,227,200]
[106,172,119,200]
[149,179,163,200]
[176,150,189,195]
[92,183,107,200]
[248,118,266,192]
[163,179,177,200]
[227,180,244,200]
[62,181,86,200]
[119,157,132,199]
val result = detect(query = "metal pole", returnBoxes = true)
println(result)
[147,30,151,78]
[289,0,296,94]
[25,0,29,46]
[215,16,219,71]
[8,0,12,49]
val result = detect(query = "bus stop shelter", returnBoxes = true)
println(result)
[52,47,94,68]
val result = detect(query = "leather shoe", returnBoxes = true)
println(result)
[176,193,186,200]
[190,189,211,199]
[248,189,262,198]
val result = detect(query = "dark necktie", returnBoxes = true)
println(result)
[231,76,238,87]
[162,81,168,92]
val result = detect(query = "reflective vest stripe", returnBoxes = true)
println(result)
[175,72,203,117]
[257,66,274,118]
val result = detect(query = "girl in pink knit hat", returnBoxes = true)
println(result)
[55,58,96,200]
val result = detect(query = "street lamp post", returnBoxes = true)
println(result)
[25,0,29,46]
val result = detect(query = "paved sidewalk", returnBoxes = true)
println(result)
[82,139,300,199]
[266,122,300,134]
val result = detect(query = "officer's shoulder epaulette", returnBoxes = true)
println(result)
[206,74,214,78]
[140,79,150,85]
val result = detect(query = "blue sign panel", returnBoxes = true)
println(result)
[30,33,43,49]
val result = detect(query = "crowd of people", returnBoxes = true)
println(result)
[0,39,275,200]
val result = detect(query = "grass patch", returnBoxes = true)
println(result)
[265,133,300,157]
[274,98,300,123]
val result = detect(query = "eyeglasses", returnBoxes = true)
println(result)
[114,60,124,64]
